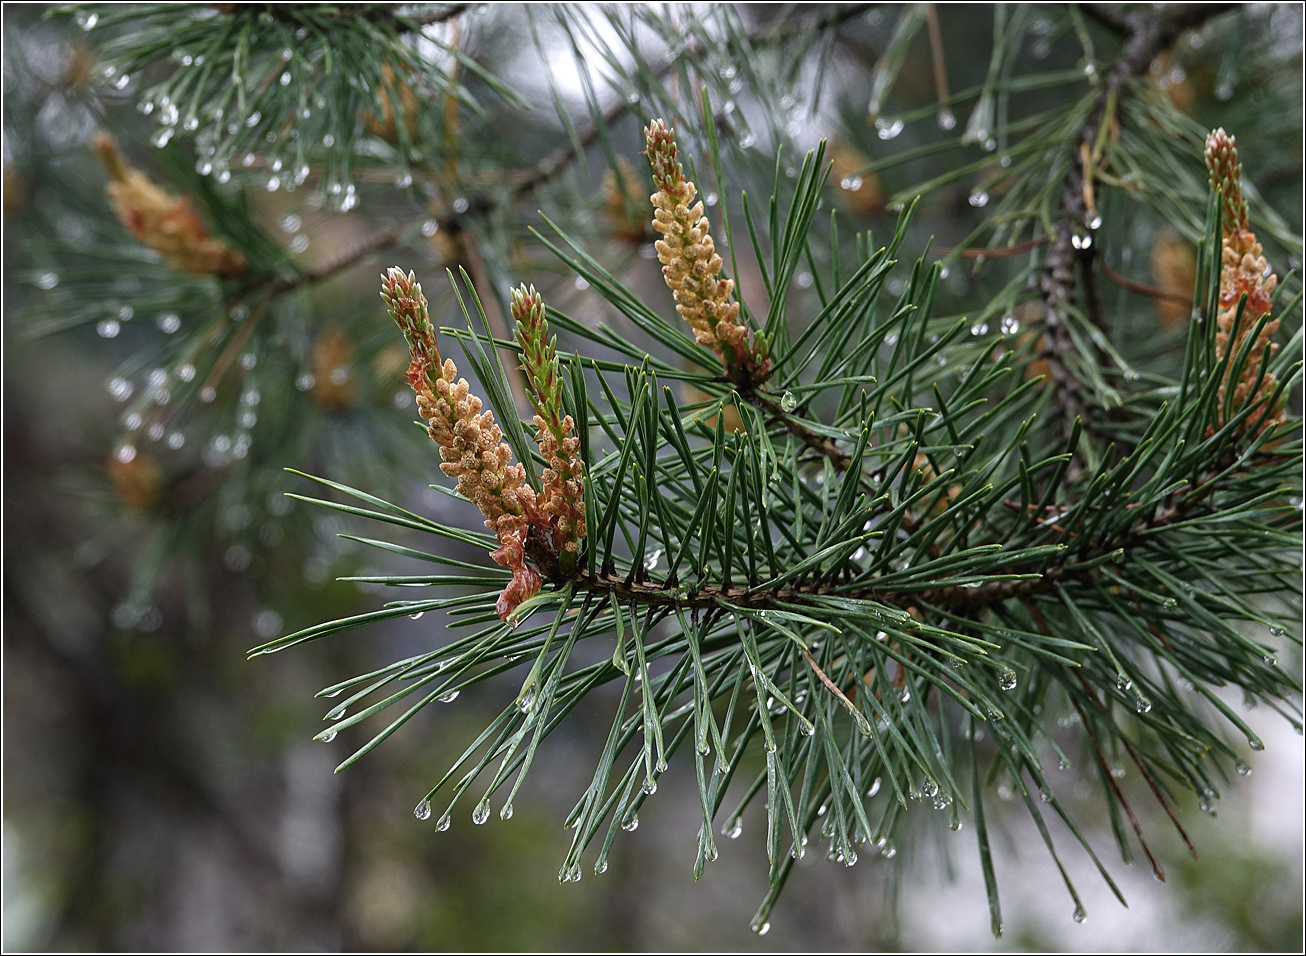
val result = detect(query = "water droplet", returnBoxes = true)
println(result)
[866,777,881,798]
[421,219,439,237]
[621,816,639,831]
[395,171,412,188]
[998,668,1017,691]
[106,377,133,401]
[971,321,989,336]
[1085,212,1103,230]
[840,175,864,191]
[177,363,196,382]
[1235,759,1251,776]
[1072,904,1087,924]
[1248,736,1264,751]
[322,133,335,147]
[500,803,514,820]
[408,611,424,620]
[452,196,469,214]
[280,213,302,234]
[1116,675,1133,692]
[723,818,742,839]
[266,175,281,192]
[320,730,336,743]
[1215,81,1233,101]
[183,117,198,132]
[642,779,657,795]
[937,108,956,131]
[199,386,217,403]
[595,860,609,874]
[1134,696,1152,714]
[644,548,661,571]
[875,117,904,140]
[472,802,490,825]
[968,189,990,208]
[751,920,771,937]
[279,70,292,86]
[414,799,431,820]
[245,110,262,128]
[704,192,718,207]
[77,11,99,29]
[439,690,459,703]
[780,391,797,412]
[97,319,121,338]
[982,137,997,152]
[436,814,451,831]
[739,132,756,149]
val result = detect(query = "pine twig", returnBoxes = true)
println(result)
[1039,3,1235,455]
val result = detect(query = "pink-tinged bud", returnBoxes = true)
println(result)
[1202,130,1284,435]
[92,132,247,278]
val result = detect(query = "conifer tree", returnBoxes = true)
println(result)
[6,2,1302,943]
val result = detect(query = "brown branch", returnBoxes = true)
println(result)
[801,646,863,716]
[561,455,1247,616]
[450,2,875,226]
[1098,258,1194,307]
[925,4,954,128]
[1038,3,1235,452]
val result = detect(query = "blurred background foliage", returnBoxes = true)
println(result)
[3,3,1302,950]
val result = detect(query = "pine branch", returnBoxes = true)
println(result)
[448,2,875,229]
[1039,3,1235,460]
[555,447,1284,617]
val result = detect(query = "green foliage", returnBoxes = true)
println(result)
[10,1,1303,941]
